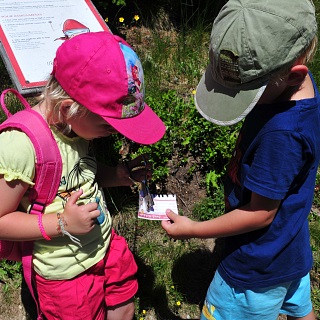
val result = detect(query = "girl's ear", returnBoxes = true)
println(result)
[286,65,309,86]
[60,99,74,118]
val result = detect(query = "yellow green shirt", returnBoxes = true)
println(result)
[0,127,112,280]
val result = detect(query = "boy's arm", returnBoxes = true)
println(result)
[161,192,280,240]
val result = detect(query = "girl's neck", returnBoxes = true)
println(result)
[33,102,48,122]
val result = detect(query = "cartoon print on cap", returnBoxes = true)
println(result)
[119,43,145,118]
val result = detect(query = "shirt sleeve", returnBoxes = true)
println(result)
[244,131,309,200]
[0,129,35,186]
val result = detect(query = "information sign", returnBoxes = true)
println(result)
[0,0,109,95]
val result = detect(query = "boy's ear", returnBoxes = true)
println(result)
[60,99,74,117]
[286,65,309,86]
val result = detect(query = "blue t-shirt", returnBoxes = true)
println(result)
[218,72,320,288]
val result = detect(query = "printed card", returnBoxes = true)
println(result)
[138,193,178,220]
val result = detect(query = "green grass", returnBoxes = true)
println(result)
[111,205,216,320]
[1,1,320,319]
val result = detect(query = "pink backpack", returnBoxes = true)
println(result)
[0,88,62,319]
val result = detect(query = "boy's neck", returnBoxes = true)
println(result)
[257,73,314,105]
[289,73,314,101]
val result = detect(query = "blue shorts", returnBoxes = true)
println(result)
[201,269,313,320]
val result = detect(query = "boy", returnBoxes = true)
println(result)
[161,0,320,319]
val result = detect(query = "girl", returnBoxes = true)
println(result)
[0,31,165,320]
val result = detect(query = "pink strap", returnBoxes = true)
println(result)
[0,89,61,320]
[0,88,31,117]
[37,214,51,241]
[0,109,62,206]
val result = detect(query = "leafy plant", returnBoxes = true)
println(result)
[0,260,22,293]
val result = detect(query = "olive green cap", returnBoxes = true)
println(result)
[195,0,317,126]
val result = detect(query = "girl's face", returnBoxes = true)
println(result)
[68,110,117,140]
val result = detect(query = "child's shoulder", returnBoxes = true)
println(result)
[0,130,35,184]
[0,129,34,150]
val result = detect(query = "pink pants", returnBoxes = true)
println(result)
[35,231,138,320]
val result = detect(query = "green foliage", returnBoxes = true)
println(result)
[310,212,320,270]
[127,90,239,194]
[112,0,126,5]
[123,22,240,195]
[309,212,320,314]
[93,0,225,29]
[313,169,320,208]
[206,170,220,192]
[0,260,22,292]
[192,187,225,221]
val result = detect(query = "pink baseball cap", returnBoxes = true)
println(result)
[51,31,166,145]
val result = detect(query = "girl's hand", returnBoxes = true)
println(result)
[121,154,152,185]
[161,209,196,240]
[61,189,100,235]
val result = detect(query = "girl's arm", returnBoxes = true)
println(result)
[0,177,52,240]
[96,162,133,187]
[96,154,152,188]
[161,192,281,240]
[0,176,101,241]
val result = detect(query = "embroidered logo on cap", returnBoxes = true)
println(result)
[219,49,241,84]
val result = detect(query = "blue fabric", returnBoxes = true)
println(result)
[219,72,320,289]
[201,270,312,319]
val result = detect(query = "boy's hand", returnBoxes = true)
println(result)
[161,209,195,240]
[62,189,100,235]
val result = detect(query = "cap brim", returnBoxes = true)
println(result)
[195,64,267,126]
[104,103,166,145]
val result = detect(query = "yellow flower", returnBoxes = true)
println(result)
[142,310,147,315]
[105,17,108,22]
[139,318,144,320]
[171,285,175,289]
[192,89,196,95]
[119,17,124,23]
[176,301,181,306]
[134,15,140,21]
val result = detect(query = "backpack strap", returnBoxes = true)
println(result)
[0,89,62,209]
[1,110,62,210]
[0,88,32,116]
[0,89,62,320]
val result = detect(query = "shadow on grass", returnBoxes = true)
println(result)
[171,247,218,309]
[135,239,224,320]
[135,254,181,320]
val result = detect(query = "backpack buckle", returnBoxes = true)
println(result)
[29,201,46,215]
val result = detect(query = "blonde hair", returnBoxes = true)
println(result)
[271,35,318,83]
[41,76,89,135]
[297,35,318,65]
[278,36,318,77]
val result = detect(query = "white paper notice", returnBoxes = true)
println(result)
[0,0,108,90]
[138,194,179,220]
